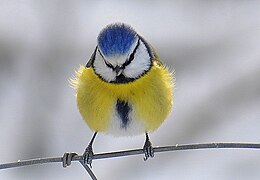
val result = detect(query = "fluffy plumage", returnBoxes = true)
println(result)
[72,62,173,136]
[98,23,137,56]
[72,23,174,136]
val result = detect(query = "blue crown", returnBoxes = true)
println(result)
[97,23,137,56]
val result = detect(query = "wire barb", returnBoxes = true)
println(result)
[62,152,98,179]
[62,152,78,168]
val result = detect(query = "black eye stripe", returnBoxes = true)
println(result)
[122,39,140,68]
[96,38,140,70]
[97,48,115,69]
[104,59,114,69]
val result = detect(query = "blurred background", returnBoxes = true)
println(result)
[0,0,260,179]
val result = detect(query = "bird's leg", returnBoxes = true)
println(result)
[83,132,98,167]
[143,132,154,161]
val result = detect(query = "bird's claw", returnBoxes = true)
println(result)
[83,146,94,167]
[143,139,154,161]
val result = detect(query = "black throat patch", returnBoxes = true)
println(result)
[113,74,135,84]
[116,100,131,129]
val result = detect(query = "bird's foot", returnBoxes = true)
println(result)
[83,145,94,167]
[143,136,154,161]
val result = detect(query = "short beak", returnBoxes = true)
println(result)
[115,66,123,76]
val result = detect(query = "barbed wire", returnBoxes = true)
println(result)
[1,142,260,179]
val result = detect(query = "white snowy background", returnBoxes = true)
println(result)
[0,1,260,179]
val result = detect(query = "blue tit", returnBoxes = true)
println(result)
[71,23,174,165]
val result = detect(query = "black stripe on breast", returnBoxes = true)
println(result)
[116,100,131,129]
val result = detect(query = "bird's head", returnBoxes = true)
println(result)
[87,23,154,83]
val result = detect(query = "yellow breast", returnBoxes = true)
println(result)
[72,62,174,135]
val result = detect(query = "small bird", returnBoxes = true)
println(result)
[71,23,174,166]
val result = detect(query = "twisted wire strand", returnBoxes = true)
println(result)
[1,142,260,180]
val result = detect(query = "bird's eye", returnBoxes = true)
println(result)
[97,48,115,69]
[122,39,140,68]
[104,60,114,69]
[129,52,135,61]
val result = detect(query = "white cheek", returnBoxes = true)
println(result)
[93,51,116,82]
[123,41,151,78]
